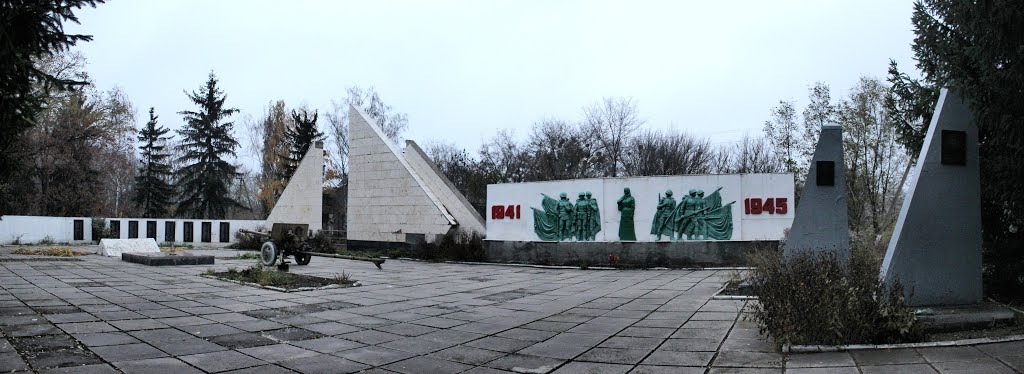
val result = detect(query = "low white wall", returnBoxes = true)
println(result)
[0,216,92,244]
[0,215,265,246]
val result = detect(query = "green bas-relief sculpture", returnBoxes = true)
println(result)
[584,191,600,241]
[532,192,569,241]
[672,187,735,240]
[651,190,677,240]
[650,187,735,241]
[533,191,601,242]
[617,188,636,241]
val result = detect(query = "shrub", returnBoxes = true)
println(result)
[746,245,921,347]
[91,218,109,242]
[37,235,55,245]
[306,231,335,253]
[229,225,266,250]
[414,230,485,262]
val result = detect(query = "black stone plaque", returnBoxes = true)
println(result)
[201,222,212,243]
[183,222,194,242]
[146,221,157,239]
[219,222,230,243]
[109,220,120,238]
[73,219,84,241]
[941,130,967,166]
[165,221,176,242]
[816,161,835,186]
[128,221,139,239]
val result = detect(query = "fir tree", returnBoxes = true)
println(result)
[0,0,102,215]
[133,108,174,217]
[282,109,324,180]
[175,72,243,219]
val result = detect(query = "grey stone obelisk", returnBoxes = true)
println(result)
[880,88,981,306]
[784,124,849,262]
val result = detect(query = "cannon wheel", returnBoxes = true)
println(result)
[295,253,311,265]
[260,241,278,266]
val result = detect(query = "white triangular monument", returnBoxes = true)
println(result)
[266,142,324,233]
[880,88,981,305]
[346,105,485,249]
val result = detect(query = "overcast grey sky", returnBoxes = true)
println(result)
[68,0,919,167]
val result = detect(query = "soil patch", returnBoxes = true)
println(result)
[11,247,89,257]
[205,266,355,291]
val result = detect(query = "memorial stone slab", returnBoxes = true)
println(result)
[880,88,981,305]
[783,124,849,261]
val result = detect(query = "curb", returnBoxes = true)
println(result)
[785,334,1024,353]
[386,257,754,271]
[198,274,360,293]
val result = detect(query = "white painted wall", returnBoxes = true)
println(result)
[0,215,264,246]
[0,216,92,244]
[486,173,794,242]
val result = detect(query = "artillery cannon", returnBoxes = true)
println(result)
[239,223,384,270]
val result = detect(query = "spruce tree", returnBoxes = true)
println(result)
[133,108,174,217]
[0,0,102,215]
[175,72,243,219]
[282,109,324,181]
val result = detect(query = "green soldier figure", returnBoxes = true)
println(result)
[586,191,600,241]
[557,192,574,241]
[651,189,677,241]
[574,192,589,241]
[675,189,700,240]
[617,188,636,241]
[694,189,708,239]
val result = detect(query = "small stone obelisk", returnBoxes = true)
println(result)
[784,124,849,262]
[880,88,981,306]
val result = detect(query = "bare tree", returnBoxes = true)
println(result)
[583,97,645,177]
[622,129,715,176]
[723,135,783,174]
[525,119,600,181]
[840,77,908,248]
[763,100,801,174]
[478,129,530,183]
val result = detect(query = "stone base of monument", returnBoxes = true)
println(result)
[121,252,214,266]
[916,302,1017,333]
[484,240,774,267]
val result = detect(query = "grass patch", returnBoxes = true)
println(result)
[746,246,921,347]
[12,247,88,257]
[206,265,355,290]
[160,247,188,253]
[233,252,261,260]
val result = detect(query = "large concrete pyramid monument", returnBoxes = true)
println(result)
[346,105,484,249]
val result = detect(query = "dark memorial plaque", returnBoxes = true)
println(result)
[73,219,84,241]
[128,221,139,239]
[146,221,157,239]
[816,161,835,186]
[183,222,194,242]
[941,130,967,166]
[109,220,120,238]
[219,222,230,243]
[165,221,176,242]
[201,222,212,243]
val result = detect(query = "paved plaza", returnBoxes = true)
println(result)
[1,249,1022,373]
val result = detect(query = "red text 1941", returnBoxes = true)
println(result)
[491,205,521,220]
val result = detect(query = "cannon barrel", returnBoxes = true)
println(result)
[239,229,271,238]
[303,252,386,270]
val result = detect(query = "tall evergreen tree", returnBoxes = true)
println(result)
[282,109,324,181]
[175,72,243,219]
[133,108,174,217]
[0,0,102,215]
[901,0,1024,300]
